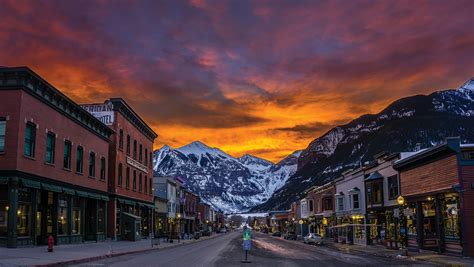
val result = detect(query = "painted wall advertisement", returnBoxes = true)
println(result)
[81,102,114,125]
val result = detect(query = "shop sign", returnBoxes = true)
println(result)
[81,103,114,125]
[127,156,148,173]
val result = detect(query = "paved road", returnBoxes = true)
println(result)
[78,231,435,267]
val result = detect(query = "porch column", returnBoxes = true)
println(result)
[6,177,19,248]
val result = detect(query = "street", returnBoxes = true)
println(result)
[77,231,435,267]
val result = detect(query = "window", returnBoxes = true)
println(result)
[24,122,36,157]
[352,194,360,209]
[45,132,55,164]
[337,196,344,211]
[149,177,153,195]
[462,151,474,160]
[150,152,153,167]
[145,149,148,166]
[100,157,106,181]
[388,175,399,200]
[323,197,333,211]
[0,118,6,152]
[17,189,32,237]
[58,193,69,235]
[76,146,84,173]
[126,135,131,155]
[89,152,95,177]
[63,140,72,169]
[133,171,137,191]
[139,144,142,162]
[119,129,123,150]
[309,200,314,212]
[126,167,130,189]
[139,173,142,192]
[144,175,148,194]
[118,163,123,187]
[367,181,383,205]
[133,140,137,159]
[72,197,81,234]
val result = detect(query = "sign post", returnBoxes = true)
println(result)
[242,226,252,263]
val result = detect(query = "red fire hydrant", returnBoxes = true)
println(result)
[47,235,54,252]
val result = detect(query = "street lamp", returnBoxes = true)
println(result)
[397,195,407,255]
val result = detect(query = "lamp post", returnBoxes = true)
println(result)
[397,196,408,255]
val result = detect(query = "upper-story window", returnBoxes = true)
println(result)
[139,144,143,162]
[336,195,344,211]
[89,152,96,177]
[24,122,36,157]
[119,129,123,150]
[133,140,137,159]
[351,193,360,209]
[144,175,148,194]
[126,135,131,155]
[309,200,314,212]
[323,197,333,211]
[76,146,83,173]
[126,167,130,189]
[0,118,6,152]
[100,157,106,181]
[139,173,142,192]
[388,175,399,200]
[149,177,152,195]
[367,181,383,205]
[150,152,153,168]
[46,132,55,164]
[118,163,123,186]
[63,140,72,169]
[145,149,148,166]
[132,170,137,191]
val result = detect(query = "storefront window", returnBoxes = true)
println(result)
[0,186,8,236]
[17,189,32,237]
[72,197,81,234]
[422,201,437,238]
[444,195,460,239]
[58,194,69,235]
[407,206,417,236]
[98,201,105,233]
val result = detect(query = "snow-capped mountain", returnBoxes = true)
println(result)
[153,141,300,213]
[253,78,474,212]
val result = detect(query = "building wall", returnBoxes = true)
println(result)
[365,158,399,207]
[400,155,458,197]
[112,111,153,202]
[335,170,366,215]
[0,90,21,170]
[461,165,474,256]
[0,90,109,192]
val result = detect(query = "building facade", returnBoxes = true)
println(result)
[82,98,157,241]
[394,138,474,257]
[0,67,114,247]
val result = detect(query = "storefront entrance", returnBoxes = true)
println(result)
[84,199,97,241]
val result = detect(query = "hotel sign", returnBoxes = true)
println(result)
[126,156,148,174]
[81,103,114,126]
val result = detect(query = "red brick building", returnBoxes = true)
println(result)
[394,137,474,257]
[0,67,114,247]
[82,99,157,240]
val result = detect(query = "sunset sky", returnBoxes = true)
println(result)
[1,0,473,162]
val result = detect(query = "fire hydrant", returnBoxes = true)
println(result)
[47,235,54,252]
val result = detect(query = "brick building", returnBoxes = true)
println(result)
[394,137,474,256]
[0,67,114,247]
[82,99,157,240]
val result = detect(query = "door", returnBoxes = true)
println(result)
[84,199,97,241]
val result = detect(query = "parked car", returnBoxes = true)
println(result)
[194,231,202,239]
[303,233,324,245]
[202,230,211,236]
[272,231,281,237]
[219,228,227,233]
[284,232,297,240]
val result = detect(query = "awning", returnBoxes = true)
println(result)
[88,193,102,200]
[76,190,89,198]
[0,177,9,185]
[101,195,110,201]
[365,171,383,181]
[41,183,62,192]
[21,179,41,189]
[62,187,76,195]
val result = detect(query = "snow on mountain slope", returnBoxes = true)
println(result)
[153,142,299,213]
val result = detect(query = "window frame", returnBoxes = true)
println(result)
[126,134,131,156]
[24,122,36,158]
[119,129,124,151]
[100,157,106,181]
[387,175,400,200]
[45,132,56,164]
[76,146,84,173]
[118,163,123,187]
[133,170,137,191]
[125,167,130,189]
[0,117,6,153]
[63,140,72,170]
[89,152,96,177]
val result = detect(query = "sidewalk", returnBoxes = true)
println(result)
[323,239,474,266]
[0,235,219,267]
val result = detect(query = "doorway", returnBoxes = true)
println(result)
[84,199,97,241]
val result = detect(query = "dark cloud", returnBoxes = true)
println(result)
[275,119,350,138]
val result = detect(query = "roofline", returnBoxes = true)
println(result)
[393,143,456,170]
[0,66,114,141]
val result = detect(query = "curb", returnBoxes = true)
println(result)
[33,234,224,267]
